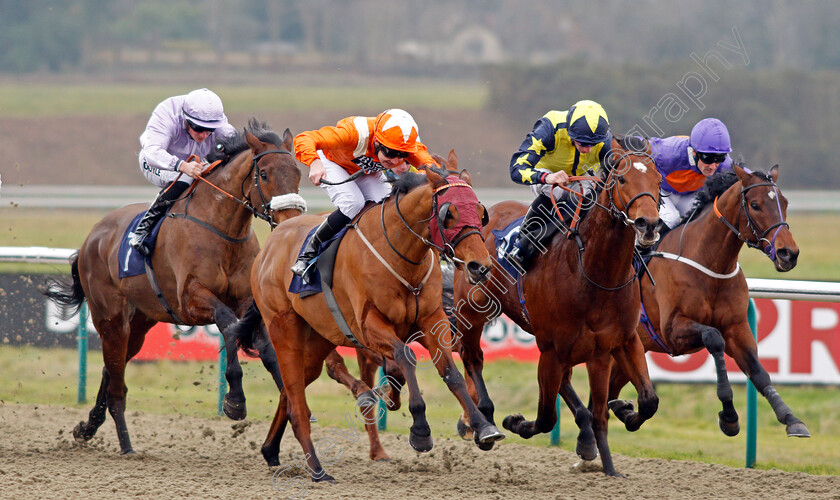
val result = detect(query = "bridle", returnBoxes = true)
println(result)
[713,171,789,262]
[385,180,486,267]
[550,150,660,291]
[181,148,295,231]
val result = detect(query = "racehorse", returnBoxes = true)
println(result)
[607,163,809,438]
[237,166,504,482]
[41,119,304,455]
[452,141,662,476]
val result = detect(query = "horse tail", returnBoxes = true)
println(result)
[230,299,264,357]
[41,251,86,317]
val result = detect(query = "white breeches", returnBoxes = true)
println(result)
[139,153,194,188]
[660,191,698,229]
[319,151,390,218]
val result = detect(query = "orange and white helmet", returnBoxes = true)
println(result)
[373,109,420,154]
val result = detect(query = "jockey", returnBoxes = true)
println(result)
[291,109,437,279]
[129,88,236,257]
[506,100,613,269]
[649,118,734,232]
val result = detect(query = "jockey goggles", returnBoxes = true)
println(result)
[187,119,216,134]
[697,151,727,164]
[376,142,410,159]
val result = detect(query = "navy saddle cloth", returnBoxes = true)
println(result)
[118,211,166,278]
[491,215,526,278]
[288,224,350,297]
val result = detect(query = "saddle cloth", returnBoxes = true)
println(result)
[118,211,166,278]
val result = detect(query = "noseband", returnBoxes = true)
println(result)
[386,180,485,266]
[713,172,789,262]
[247,149,294,229]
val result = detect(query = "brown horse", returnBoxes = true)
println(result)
[452,142,662,476]
[42,119,304,455]
[238,166,504,482]
[607,164,809,438]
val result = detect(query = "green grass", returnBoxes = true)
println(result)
[2,346,838,475]
[0,82,487,117]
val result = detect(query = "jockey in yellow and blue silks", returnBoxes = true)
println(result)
[506,100,612,269]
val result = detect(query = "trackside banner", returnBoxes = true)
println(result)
[26,289,840,384]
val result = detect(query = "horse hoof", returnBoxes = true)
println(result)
[312,472,336,483]
[576,438,599,461]
[502,414,524,433]
[72,421,94,442]
[456,418,473,440]
[787,422,811,437]
[120,448,136,456]
[409,431,434,453]
[476,424,505,445]
[718,414,740,437]
[223,395,247,421]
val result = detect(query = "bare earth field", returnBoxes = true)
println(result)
[2,402,837,500]
[2,109,521,189]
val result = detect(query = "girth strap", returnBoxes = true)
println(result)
[317,232,368,350]
[167,213,254,244]
[143,258,186,325]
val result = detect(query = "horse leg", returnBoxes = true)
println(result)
[416,311,504,450]
[264,311,334,482]
[585,355,624,477]
[358,348,402,411]
[324,350,391,461]
[72,367,110,442]
[558,369,598,461]
[456,317,495,429]
[94,312,154,455]
[503,351,563,441]
[606,336,659,433]
[698,324,740,436]
[726,328,810,437]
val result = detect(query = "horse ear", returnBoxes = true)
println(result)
[245,130,262,153]
[282,128,294,152]
[425,166,447,188]
[448,149,458,170]
[459,169,473,185]
[432,154,446,168]
[733,162,751,184]
[769,164,779,182]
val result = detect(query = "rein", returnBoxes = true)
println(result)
[549,153,659,291]
[175,149,293,238]
[712,175,789,262]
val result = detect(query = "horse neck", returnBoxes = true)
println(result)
[363,186,433,275]
[186,151,255,239]
[682,183,745,271]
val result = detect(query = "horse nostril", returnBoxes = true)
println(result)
[466,261,489,280]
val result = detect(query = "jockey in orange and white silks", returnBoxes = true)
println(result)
[130,88,237,257]
[648,118,734,229]
[291,109,437,280]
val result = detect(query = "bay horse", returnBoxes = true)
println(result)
[452,141,662,476]
[239,166,504,482]
[607,163,809,438]
[42,119,304,455]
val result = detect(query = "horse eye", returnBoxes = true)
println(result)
[617,176,626,185]
[750,201,760,211]
[260,171,268,180]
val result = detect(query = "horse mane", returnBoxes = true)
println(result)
[207,117,282,166]
[685,168,769,220]
[389,165,450,195]
[612,134,649,153]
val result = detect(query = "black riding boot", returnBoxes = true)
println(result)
[507,195,566,270]
[129,180,190,257]
[291,209,351,282]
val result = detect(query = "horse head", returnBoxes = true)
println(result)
[604,145,662,248]
[734,164,799,272]
[427,166,492,285]
[243,124,305,225]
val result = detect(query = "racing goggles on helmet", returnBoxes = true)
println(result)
[187,119,216,134]
[376,143,409,159]
[696,152,727,164]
